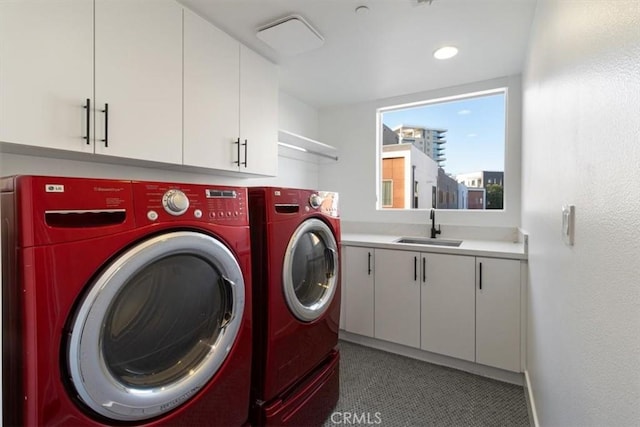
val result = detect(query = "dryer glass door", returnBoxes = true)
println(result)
[67,231,245,422]
[283,218,339,322]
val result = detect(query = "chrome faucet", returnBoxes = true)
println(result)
[430,209,441,239]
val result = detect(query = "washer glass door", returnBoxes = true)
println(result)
[67,231,245,422]
[283,218,339,322]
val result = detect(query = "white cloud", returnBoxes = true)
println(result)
[458,109,471,115]
[467,133,477,137]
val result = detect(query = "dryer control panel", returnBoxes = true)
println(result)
[132,181,248,226]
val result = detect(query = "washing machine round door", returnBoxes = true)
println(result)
[283,218,339,322]
[67,231,245,422]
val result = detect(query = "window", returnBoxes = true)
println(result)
[382,180,393,207]
[378,88,506,210]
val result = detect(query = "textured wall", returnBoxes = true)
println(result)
[521,1,640,425]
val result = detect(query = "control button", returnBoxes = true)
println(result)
[147,210,158,221]
[209,212,216,218]
[227,211,232,217]
[162,189,189,216]
[234,211,239,216]
[194,209,202,219]
[309,194,322,209]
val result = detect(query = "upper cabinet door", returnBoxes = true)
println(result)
[0,0,93,152]
[183,8,240,171]
[239,45,278,176]
[94,0,182,164]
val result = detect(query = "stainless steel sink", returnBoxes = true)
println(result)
[394,237,463,247]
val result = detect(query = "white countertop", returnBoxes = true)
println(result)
[341,233,527,260]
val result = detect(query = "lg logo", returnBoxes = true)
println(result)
[330,412,382,425]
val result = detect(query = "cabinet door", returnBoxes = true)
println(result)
[183,9,240,171]
[476,257,521,372]
[421,253,475,361]
[343,246,374,337]
[374,249,420,348]
[94,0,182,163]
[0,0,93,152]
[239,45,278,176]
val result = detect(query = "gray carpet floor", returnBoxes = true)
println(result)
[323,340,530,427]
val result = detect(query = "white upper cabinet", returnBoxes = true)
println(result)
[0,0,94,152]
[1,1,278,174]
[94,0,183,164]
[239,45,278,176]
[183,16,278,175]
[183,8,240,171]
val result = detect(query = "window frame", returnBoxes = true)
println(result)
[376,86,509,212]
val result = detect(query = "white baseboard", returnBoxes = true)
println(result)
[339,330,524,386]
[524,369,540,427]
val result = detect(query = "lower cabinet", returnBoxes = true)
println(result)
[342,246,375,337]
[374,249,421,348]
[421,253,476,362]
[341,245,523,372]
[476,257,521,372]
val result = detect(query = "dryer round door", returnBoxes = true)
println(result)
[67,231,245,422]
[283,218,339,322]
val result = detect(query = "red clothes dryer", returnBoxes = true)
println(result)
[1,176,252,426]
[248,187,341,426]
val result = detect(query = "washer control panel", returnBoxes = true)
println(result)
[309,193,322,209]
[162,189,190,216]
[133,182,247,225]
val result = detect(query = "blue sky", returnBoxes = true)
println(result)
[382,92,506,177]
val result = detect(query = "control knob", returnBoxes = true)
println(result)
[309,193,322,209]
[162,189,189,216]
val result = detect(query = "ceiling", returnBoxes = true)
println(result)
[178,0,538,109]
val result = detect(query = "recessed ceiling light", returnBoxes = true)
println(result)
[355,5,370,15]
[433,46,458,60]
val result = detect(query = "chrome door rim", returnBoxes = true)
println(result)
[67,231,245,421]
[282,218,339,322]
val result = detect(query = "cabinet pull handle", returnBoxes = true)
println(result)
[414,256,417,281]
[242,139,248,167]
[234,138,241,165]
[479,262,483,290]
[367,252,372,275]
[101,103,109,147]
[422,257,426,283]
[83,98,90,144]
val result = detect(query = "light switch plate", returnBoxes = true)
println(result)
[562,205,575,245]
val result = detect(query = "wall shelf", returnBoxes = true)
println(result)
[278,129,338,161]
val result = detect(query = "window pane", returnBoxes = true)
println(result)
[379,90,506,210]
[382,180,393,207]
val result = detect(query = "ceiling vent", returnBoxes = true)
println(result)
[256,15,324,56]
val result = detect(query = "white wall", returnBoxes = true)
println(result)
[318,76,522,228]
[0,92,319,189]
[521,1,640,426]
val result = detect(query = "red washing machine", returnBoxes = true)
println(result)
[1,175,253,426]
[248,187,341,426]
